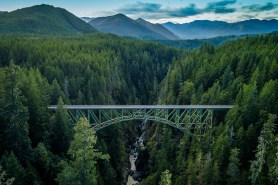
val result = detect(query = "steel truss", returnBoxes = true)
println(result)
[48,105,233,137]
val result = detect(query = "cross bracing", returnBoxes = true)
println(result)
[48,105,233,137]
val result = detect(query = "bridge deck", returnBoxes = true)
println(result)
[48,105,234,110]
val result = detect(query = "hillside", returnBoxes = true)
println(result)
[164,19,278,39]
[140,33,278,184]
[89,14,169,40]
[153,35,243,49]
[0,31,277,185]
[0,4,96,35]
[0,33,179,184]
[136,18,179,40]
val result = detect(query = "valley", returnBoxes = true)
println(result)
[0,3,277,185]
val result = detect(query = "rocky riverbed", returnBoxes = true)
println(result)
[126,121,147,185]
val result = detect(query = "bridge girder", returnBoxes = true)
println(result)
[48,105,233,137]
[67,108,213,137]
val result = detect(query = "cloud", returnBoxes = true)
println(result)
[241,14,257,19]
[205,0,237,13]
[168,4,201,17]
[118,2,161,14]
[242,2,278,12]
[207,0,236,7]
[117,0,237,18]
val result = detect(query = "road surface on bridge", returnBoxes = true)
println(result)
[48,105,233,110]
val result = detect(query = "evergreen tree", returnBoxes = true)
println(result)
[269,137,278,185]
[23,164,42,185]
[159,170,172,185]
[50,80,65,105]
[0,152,25,185]
[50,97,72,155]
[203,152,213,185]
[174,134,190,185]
[240,83,258,128]
[0,165,14,185]
[21,71,49,146]
[227,148,240,185]
[96,139,117,185]
[186,156,197,185]
[57,118,109,185]
[0,30,277,185]
[249,114,277,184]
[0,64,32,163]
[212,161,220,184]
[32,143,52,183]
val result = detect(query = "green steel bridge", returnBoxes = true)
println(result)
[48,105,233,137]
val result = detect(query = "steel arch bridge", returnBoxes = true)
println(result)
[48,105,233,137]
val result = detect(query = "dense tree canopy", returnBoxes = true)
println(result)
[141,33,278,185]
[0,33,179,184]
[0,32,277,185]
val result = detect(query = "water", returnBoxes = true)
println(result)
[126,121,147,185]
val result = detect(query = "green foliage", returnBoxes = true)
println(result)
[0,33,179,184]
[50,97,72,155]
[269,137,278,184]
[177,80,195,104]
[249,114,277,185]
[57,118,109,185]
[151,33,278,185]
[154,35,241,50]
[33,143,51,171]
[0,32,277,185]
[20,69,50,146]
[0,152,25,185]
[0,165,14,185]
[99,126,127,182]
[227,148,240,185]
[23,165,42,185]
[0,64,32,163]
[0,4,96,35]
[32,143,53,183]
[159,170,172,185]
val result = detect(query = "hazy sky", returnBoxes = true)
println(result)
[1,0,278,23]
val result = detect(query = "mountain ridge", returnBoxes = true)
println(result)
[87,13,278,40]
[89,14,178,40]
[163,19,278,39]
[136,18,179,40]
[0,4,277,40]
[0,4,96,35]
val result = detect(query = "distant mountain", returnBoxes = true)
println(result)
[164,19,278,39]
[153,35,250,50]
[136,18,179,40]
[89,14,169,40]
[0,4,96,35]
[81,17,94,23]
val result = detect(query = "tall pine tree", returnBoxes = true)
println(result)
[0,63,32,164]
[57,118,109,185]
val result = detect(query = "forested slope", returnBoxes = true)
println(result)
[0,33,179,184]
[0,33,277,185]
[153,35,246,50]
[139,34,278,185]
[0,4,96,35]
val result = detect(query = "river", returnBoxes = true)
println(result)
[126,121,147,185]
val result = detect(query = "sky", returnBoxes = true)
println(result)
[1,0,278,23]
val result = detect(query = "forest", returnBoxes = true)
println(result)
[153,35,242,50]
[0,33,277,185]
